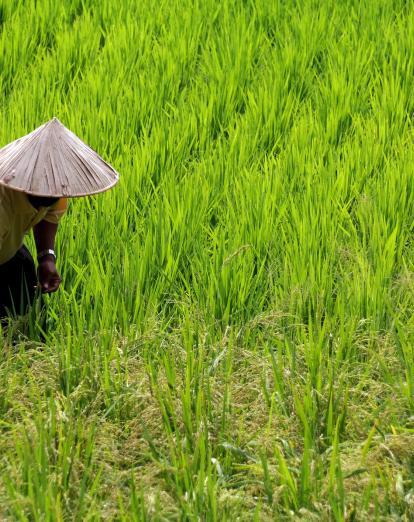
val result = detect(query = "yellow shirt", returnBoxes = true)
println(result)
[0,185,68,265]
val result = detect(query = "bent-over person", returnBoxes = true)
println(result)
[0,184,67,318]
[0,117,119,322]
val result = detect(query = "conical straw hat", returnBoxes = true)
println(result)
[0,117,119,197]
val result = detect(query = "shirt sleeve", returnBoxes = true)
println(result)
[43,198,68,224]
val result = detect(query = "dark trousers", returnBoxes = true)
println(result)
[0,245,37,319]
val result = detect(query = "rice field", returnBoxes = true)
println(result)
[1,0,414,519]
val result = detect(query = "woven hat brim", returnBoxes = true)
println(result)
[0,118,120,197]
[0,174,119,198]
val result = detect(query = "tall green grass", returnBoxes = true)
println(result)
[1,0,414,518]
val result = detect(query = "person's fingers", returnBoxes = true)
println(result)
[41,277,61,293]
[49,277,61,292]
[44,284,59,293]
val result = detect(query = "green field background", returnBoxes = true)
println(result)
[1,0,414,519]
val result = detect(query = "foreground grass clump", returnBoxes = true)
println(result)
[1,0,414,519]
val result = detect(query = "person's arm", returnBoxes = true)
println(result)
[33,220,62,293]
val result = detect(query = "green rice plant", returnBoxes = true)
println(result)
[1,0,414,518]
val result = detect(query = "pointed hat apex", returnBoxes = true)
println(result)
[0,118,119,197]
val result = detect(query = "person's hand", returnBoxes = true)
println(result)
[37,257,62,293]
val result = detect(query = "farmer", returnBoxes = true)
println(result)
[0,117,119,320]
[0,188,67,317]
